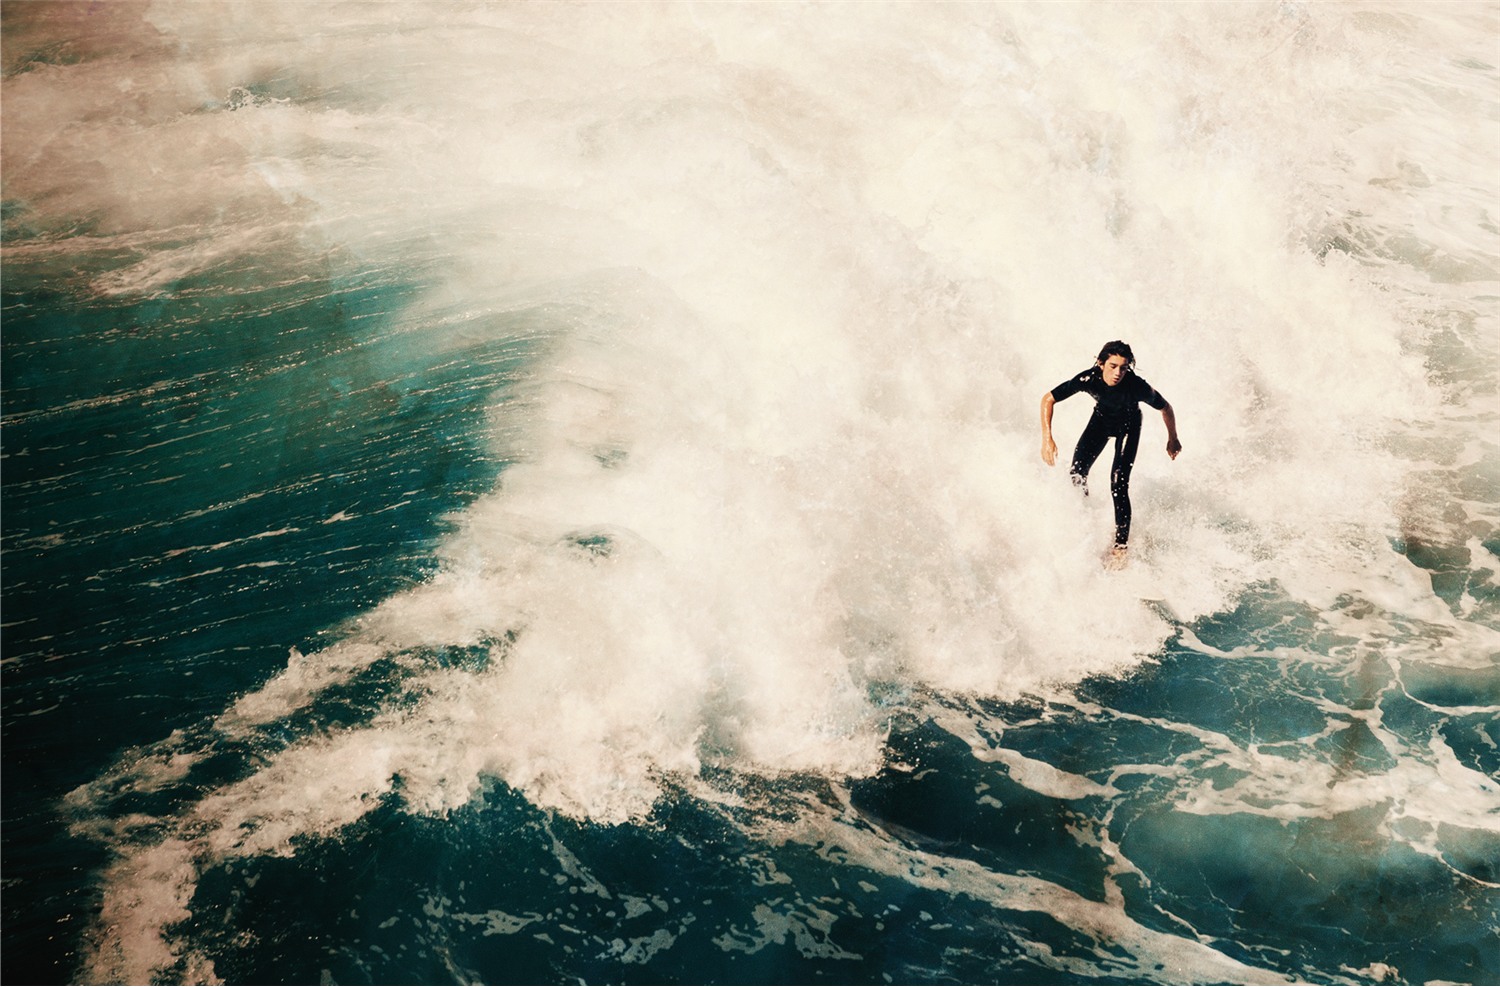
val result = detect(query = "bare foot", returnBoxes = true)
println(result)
[1103,545,1129,571]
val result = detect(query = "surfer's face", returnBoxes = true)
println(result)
[1099,354,1129,386]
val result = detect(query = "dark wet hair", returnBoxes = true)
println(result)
[1096,340,1135,367]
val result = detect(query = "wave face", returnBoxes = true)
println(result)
[3,3,1497,984]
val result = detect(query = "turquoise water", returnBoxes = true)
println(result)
[3,279,515,975]
[4,3,1498,984]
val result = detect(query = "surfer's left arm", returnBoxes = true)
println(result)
[1160,401,1180,459]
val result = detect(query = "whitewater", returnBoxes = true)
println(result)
[2,2,1496,984]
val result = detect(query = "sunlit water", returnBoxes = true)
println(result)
[3,3,1497,984]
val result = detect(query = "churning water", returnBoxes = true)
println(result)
[3,3,1497,983]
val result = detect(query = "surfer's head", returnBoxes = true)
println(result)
[1096,340,1134,386]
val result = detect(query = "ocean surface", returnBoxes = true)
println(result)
[3,3,1497,984]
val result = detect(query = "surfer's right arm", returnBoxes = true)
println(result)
[1040,391,1058,466]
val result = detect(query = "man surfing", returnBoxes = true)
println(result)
[1040,341,1180,568]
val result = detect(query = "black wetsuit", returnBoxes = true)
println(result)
[1050,366,1167,547]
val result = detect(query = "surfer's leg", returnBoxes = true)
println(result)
[1069,415,1110,494]
[1108,424,1142,546]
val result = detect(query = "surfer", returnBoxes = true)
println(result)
[1040,341,1180,567]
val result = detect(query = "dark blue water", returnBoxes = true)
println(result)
[3,277,523,979]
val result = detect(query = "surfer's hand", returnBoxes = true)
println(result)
[1159,403,1179,460]
[1042,436,1057,466]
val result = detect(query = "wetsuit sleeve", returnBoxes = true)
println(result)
[1133,376,1167,410]
[1050,370,1091,402]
